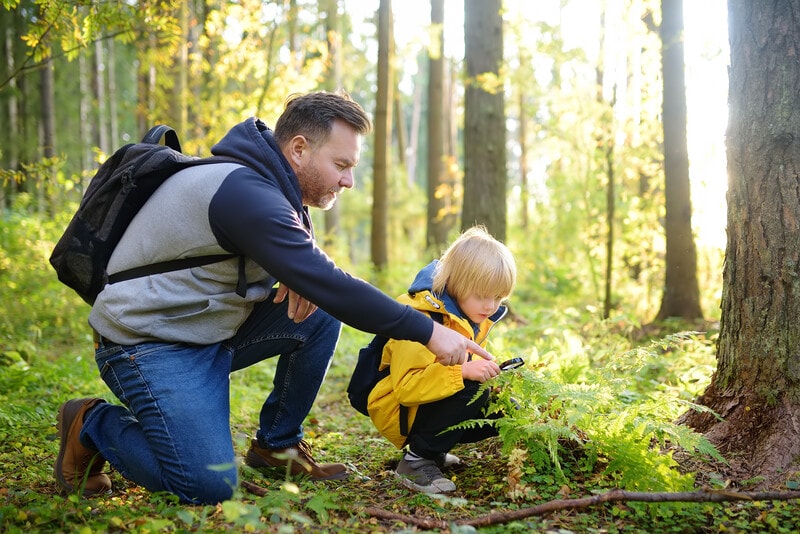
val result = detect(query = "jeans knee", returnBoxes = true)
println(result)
[317,310,342,337]
[171,467,238,505]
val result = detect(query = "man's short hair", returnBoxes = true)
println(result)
[273,91,372,148]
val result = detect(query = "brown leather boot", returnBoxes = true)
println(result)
[244,438,348,480]
[54,398,112,496]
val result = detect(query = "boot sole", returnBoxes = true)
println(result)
[53,399,110,496]
[54,400,82,493]
[244,449,349,481]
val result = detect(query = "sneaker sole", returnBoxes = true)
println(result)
[393,471,456,494]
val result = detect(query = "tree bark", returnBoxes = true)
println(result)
[322,0,343,247]
[39,56,55,215]
[462,0,506,240]
[426,0,448,252]
[371,0,393,270]
[679,0,800,488]
[655,0,703,321]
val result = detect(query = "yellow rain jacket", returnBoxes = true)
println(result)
[366,267,505,449]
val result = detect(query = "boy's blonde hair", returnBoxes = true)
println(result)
[432,226,516,303]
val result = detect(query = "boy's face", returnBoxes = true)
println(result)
[457,293,504,324]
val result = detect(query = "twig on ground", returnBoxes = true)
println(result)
[241,479,269,497]
[360,489,800,529]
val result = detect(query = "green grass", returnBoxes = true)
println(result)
[2,320,800,533]
[2,209,800,532]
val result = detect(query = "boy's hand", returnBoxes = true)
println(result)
[461,359,502,382]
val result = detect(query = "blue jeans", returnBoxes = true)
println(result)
[80,294,341,504]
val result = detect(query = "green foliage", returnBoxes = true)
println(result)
[0,210,798,531]
[0,203,90,356]
[478,327,723,499]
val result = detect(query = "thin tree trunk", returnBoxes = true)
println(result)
[463,0,506,240]
[39,57,55,215]
[94,38,109,154]
[2,12,19,208]
[371,0,393,270]
[108,37,118,148]
[655,0,703,320]
[519,91,529,229]
[407,73,422,187]
[322,0,343,247]
[426,0,448,252]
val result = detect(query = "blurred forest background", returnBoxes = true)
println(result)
[15,2,800,532]
[0,0,728,329]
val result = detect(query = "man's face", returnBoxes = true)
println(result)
[294,120,362,210]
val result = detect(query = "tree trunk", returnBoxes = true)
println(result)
[407,73,422,188]
[94,38,109,155]
[322,0,343,247]
[679,0,800,488]
[462,0,506,241]
[518,91,529,230]
[655,0,703,321]
[426,0,448,252]
[371,0,393,270]
[596,5,616,320]
[175,0,189,136]
[39,57,55,215]
[108,37,118,148]
[2,9,20,208]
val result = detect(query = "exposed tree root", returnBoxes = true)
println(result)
[240,481,800,530]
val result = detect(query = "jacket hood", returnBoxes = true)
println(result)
[211,117,304,214]
[406,260,506,325]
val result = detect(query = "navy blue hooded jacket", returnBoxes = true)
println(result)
[89,118,432,346]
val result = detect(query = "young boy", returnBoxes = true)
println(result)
[366,226,517,493]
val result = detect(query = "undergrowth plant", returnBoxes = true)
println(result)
[477,327,724,501]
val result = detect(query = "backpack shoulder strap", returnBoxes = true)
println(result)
[142,124,181,151]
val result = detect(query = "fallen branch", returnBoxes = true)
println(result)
[362,489,800,529]
[241,479,269,497]
[239,480,800,529]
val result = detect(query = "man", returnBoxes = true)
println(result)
[54,91,492,505]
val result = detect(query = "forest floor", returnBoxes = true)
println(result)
[2,325,800,533]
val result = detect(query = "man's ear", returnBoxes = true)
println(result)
[287,135,309,166]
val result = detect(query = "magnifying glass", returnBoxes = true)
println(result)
[499,357,525,371]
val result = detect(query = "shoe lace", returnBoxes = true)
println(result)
[414,461,446,482]
[295,440,317,463]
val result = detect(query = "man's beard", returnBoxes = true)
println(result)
[298,164,338,210]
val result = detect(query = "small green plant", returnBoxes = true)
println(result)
[478,329,724,500]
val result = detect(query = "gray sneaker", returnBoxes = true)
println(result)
[435,452,461,468]
[395,457,456,493]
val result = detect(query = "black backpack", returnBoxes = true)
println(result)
[50,125,240,305]
[347,312,444,434]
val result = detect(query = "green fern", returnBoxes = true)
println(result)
[482,330,723,492]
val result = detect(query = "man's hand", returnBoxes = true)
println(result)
[273,283,317,323]
[425,320,494,366]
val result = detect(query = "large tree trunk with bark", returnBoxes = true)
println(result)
[679,0,800,488]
